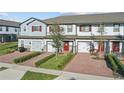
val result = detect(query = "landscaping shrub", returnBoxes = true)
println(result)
[106,54,118,72]
[112,54,124,75]
[19,47,26,52]
[35,54,55,67]
[14,52,41,64]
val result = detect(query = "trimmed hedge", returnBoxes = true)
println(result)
[35,54,55,67]
[106,53,124,76]
[106,54,118,72]
[14,52,41,64]
[112,54,124,75]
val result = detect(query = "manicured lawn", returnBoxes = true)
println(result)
[0,42,17,56]
[21,71,57,80]
[39,53,75,70]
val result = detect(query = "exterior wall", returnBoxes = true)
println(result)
[47,25,76,36]
[77,24,124,36]
[0,26,20,35]
[20,20,47,36]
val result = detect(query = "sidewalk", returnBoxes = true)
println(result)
[0,62,114,80]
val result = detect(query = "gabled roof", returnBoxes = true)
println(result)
[0,19,20,27]
[44,12,124,24]
[20,17,47,25]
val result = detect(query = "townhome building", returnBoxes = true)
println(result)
[18,12,124,54]
[0,19,20,42]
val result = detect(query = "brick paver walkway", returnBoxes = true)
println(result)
[20,53,53,67]
[64,53,114,77]
[0,51,32,63]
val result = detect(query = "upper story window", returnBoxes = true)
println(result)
[6,27,9,32]
[98,24,104,32]
[0,27,2,31]
[113,24,120,32]
[15,28,17,32]
[67,25,72,32]
[79,25,92,32]
[32,26,42,32]
[24,26,26,31]
[60,27,64,32]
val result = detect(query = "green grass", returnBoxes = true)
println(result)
[21,71,57,80]
[39,53,75,70]
[0,42,17,56]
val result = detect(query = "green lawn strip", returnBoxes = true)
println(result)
[21,71,57,80]
[0,42,17,51]
[14,52,41,64]
[35,54,55,67]
[0,42,17,56]
[0,67,8,71]
[0,48,16,56]
[39,53,75,70]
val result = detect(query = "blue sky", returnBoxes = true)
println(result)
[0,12,62,22]
[0,12,89,22]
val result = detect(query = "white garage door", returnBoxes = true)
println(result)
[31,41,42,52]
[78,42,90,53]
[47,42,56,52]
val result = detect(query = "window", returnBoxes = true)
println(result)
[60,27,64,32]
[21,40,24,47]
[98,24,104,32]
[24,26,26,31]
[32,26,42,32]
[79,25,92,32]
[15,28,17,32]
[49,26,54,32]
[6,27,9,32]
[113,24,120,32]
[67,25,72,32]
[0,27,2,31]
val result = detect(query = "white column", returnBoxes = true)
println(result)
[110,41,112,53]
[120,42,122,53]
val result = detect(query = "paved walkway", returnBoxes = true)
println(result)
[0,62,114,80]
[0,51,32,63]
[0,69,26,80]
[64,53,114,78]
[20,53,52,67]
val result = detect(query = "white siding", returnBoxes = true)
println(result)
[0,26,20,35]
[20,19,47,36]
[77,24,124,36]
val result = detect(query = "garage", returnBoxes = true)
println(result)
[31,41,42,52]
[47,42,56,52]
[78,42,90,53]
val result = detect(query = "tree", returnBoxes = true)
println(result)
[97,24,105,58]
[50,24,64,59]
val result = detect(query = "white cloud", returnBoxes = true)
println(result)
[60,12,100,16]
[0,12,8,16]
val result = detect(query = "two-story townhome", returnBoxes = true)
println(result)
[0,19,20,42]
[18,12,124,54]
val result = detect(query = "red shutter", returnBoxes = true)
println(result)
[32,26,34,32]
[39,26,42,32]
[80,25,83,32]
[89,25,92,32]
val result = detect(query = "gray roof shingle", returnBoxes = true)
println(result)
[0,19,20,27]
[44,12,124,24]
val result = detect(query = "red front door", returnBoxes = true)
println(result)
[112,42,120,52]
[64,42,69,51]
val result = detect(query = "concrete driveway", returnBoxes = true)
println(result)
[64,53,114,77]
